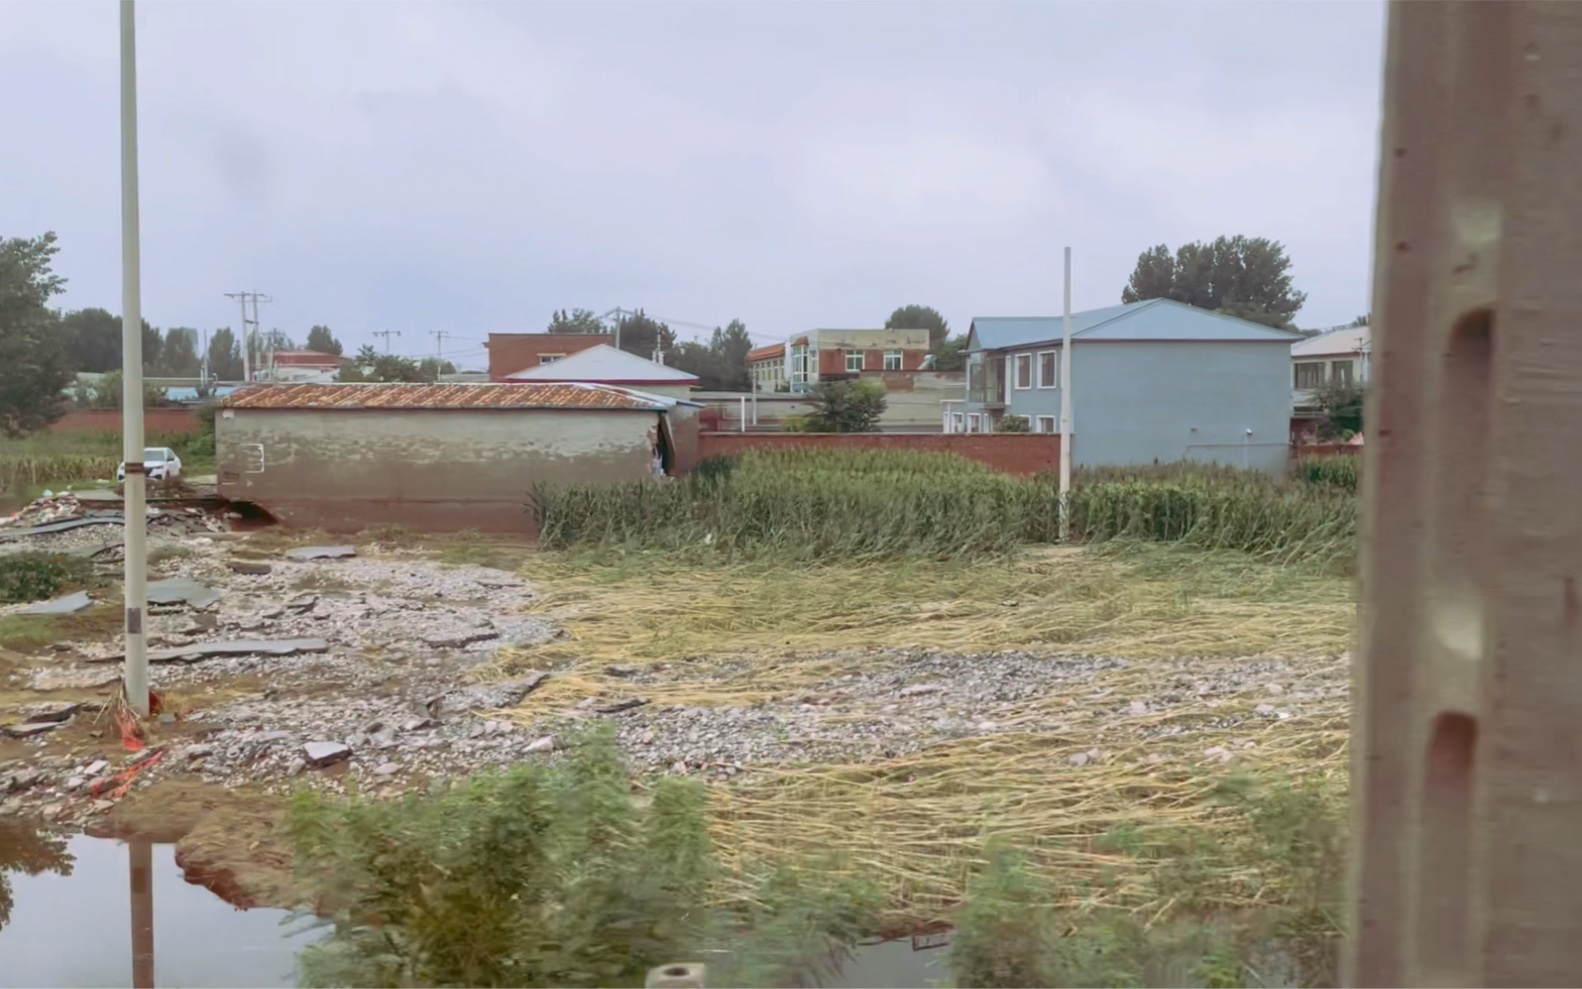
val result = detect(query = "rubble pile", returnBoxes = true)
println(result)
[0,492,95,528]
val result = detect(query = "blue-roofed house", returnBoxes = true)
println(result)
[959,298,1302,472]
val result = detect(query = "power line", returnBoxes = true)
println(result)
[430,330,453,358]
[224,290,270,381]
[373,329,401,353]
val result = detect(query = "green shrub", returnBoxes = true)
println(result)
[1293,455,1358,494]
[0,552,93,604]
[289,724,878,989]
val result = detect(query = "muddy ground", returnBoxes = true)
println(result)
[1,524,1351,912]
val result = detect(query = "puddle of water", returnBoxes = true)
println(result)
[830,938,954,989]
[0,827,311,988]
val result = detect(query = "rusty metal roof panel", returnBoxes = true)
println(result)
[221,382,667,412]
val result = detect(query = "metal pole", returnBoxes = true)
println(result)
[119,0,149,719]
[1058,246,1073,542]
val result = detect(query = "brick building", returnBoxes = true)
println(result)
[486,333,613,381]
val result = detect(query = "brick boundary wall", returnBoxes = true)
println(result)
[696,431,1061,476]
[50,408,200,435]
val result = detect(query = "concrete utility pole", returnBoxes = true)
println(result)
[374,330,401,353]
[1058,246,1074,542]
[225,291,269,382]
[1345,2,1582,985]
[430,330,452,358]
[119,0,149,720]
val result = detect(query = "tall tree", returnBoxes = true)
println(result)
[206,327,242,381]
[548,308,607,334]
[337,346,442,383]
[306,325,343,355]
[884,304,951,349]
[157,327,202,376]
[1120,235,1307,328]
[613,309,676,358]
[141,319,164,373]
[59,307,122,372]
[0,232,73,436]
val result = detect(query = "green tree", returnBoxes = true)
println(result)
[206,327,242,381]
[1348,313,1371,328]
[548,308,607,334]
[337,345,440,383]
[305,324,343,355]
[59,307,122,372]
[805,378,887,433]
[614,309,677,358]
[1120,235,1307,328]
[1313,379,1364,440]
[0,232,74,436]
[157,327,201,377]
[884,304,951,349]
[931,335,968,372]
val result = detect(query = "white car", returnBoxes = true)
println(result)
[117,447,183,483]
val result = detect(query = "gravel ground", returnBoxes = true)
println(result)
[0,533,1345,828]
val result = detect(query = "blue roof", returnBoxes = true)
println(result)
[967,299,1302,352]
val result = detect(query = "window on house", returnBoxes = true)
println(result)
[1014,353,1033,389]
[539,354,564,364]
[1331,360,1355,384]
[1036,415,1057,433]
[967,413,981,433]
[883,350,903,371]
[1294,362,1325,389]
[952,412,965,433]
[846,351,864,373]
[1038,351,1058,388]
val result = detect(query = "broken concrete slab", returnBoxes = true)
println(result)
[2,722,63,739]
[20,591,93,616]
[85,637,331,665]
[425,672,548,718]
[17,701,83,724]
[228,560,273,576]
[285,545,356,561]
[422,629,500,650]
[146,577,222,610]
[303,741,352,767]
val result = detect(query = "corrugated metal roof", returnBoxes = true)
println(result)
[746,343,784,363]
[967,299,1301,351]
[505,344,699,384]
[221,382,668,411]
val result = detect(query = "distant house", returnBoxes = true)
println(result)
[756,329,931,394]
[504,344,700,398]
[486,333,613,381]
[271,350,350,373]
[216,382,702,533]
[960,299,1301,472]
[1292,325,1370,411]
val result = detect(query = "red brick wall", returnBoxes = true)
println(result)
[816,348,931,376]
[696,431,1060,475]
[486,333,613,381]
[51,408,199,435]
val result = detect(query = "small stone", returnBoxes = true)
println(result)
[1128,700,1149,716]
[373,762,400,776]
[899,684,945,698]
[1142,753,1167,765]
[2,723,62,739]
[1204,746,1233,763]
[83,760,108,776]
[255,731,291,744]
[1255,703,1276,715]
[183,745,212,761]
[65,776,85,791]
[228,560,273,576]
[525,736,555,754]
[400,717,437,733]
[605,664,640,678]
[638,729,656,745]
[1067,752,1091,767]
[670,761,687,775]
[976,721,998,732]
[303,741,352,768]
[157,713,176,725]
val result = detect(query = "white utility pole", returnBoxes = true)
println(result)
[119,0,149,718]
[1058,246,1074,542]
[431,330,452,359]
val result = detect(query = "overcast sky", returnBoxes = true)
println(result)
[2,1,1385,370]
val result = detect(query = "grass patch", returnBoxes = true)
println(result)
[0,604,124,651]
[532,450,1357,571]
[0,551,95,604]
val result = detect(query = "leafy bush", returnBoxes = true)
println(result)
[289,724,878,989]
[0,551,92,603]
[1293,455,1358,494]
[804,378,887,433]
[996,414,1031,433]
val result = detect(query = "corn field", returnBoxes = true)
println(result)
[532,449,1358,570]
[0,454,120,498]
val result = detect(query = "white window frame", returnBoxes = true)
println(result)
[883,349,903,371]
[539,353,564,364]
[1294,361,1325,389]
[1037,350,1058,389]
[967,413,981,433]
[1035,415,1056,434]
[845,351,864,373]
[952,412,965,433]
[1014,353,1033,390]
[1331,359,1355,384]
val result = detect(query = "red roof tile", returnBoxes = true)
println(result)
[746,343,784,363]
[222,382,667,411]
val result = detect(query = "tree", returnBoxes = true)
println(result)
[884,304,951,349]
[1348,313,1371,328]
[306,325,343,355]
[1120,235,1307,329]
[59,308,122,372]
[0,232,74,436]
[805,378,887,433]
[613,309,676,358]
[930,336,968,372]
[548,308,607,335]
[1313,379,1364,440]
[337,345,441,383]
[157,327,202,377]
[206,327,243,381]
